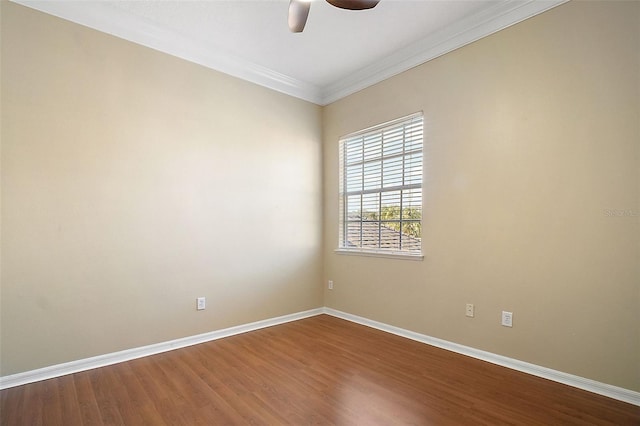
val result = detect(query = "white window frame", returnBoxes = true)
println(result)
[336,112,424,261]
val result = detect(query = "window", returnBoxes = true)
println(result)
[338,113,423,259]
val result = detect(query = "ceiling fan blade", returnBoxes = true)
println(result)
[288,0,311,33]
[326,0,380,10]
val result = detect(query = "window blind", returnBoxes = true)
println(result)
[339,113,423,254]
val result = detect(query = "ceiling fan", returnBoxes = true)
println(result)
[288,0,380,33]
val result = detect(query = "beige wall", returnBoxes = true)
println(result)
[0,2,323,375]
[323,1,639,391]
[1,0,639,394]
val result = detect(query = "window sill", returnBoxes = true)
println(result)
[334,249,424,261]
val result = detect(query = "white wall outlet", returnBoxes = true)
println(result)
[501,311,513,327]
[196,297,206,311]
[465,303,474,317]
[328,280,333,290]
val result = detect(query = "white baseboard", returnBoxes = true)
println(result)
[0,308,323,390]
[2,306,638,407]
[322,307,640,407]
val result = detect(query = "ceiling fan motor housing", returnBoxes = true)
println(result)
[326,0,380,10]
[289,0,380,33]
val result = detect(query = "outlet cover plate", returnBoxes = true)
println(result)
[465,303,474,317]
[501,311,513,327]
[197,297,206,310]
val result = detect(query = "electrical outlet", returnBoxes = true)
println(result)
[328,280,333,290]
[465,303,474,317]
[197,297,206,311]
[501,311,513,327]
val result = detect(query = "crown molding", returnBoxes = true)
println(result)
[320,0,569,105]
[14,0,567,106]
[13,0,325,104]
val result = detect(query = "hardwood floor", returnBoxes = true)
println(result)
[1,314,638,425]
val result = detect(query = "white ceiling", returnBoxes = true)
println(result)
[15,0,566,105]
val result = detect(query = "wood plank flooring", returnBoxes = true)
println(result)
[1,314,638,425]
